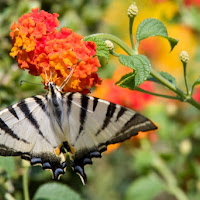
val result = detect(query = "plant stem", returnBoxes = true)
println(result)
[90,33,200,110]
[22,161,30,200]
[150,68,200,110]
[150,68,185,97]
[85,33,136,55]
[110,50,120,57]
[183,63,189,95]
[152,153,189,200]
[141,139,189,200]
[134,86,179,100]
[129,17,135,49]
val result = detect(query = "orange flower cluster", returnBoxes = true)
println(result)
[10,8,101,94]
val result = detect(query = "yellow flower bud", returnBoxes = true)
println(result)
[180,51,189,63]
[105,40,114,51]
[127,3,138,18]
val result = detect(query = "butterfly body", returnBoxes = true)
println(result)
[0,82,157,184]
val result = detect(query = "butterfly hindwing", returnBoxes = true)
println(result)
[63,92,157,184]
[0,95,65,179]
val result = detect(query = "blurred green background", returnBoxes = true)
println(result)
[0,0,200,200]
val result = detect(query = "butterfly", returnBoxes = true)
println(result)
[0,82,157,184]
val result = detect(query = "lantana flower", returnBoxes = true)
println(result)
[10,8,101,94]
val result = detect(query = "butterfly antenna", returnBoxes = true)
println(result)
[59,60,81,91]
[20,80,41,86]
[42,66,51,85]
[59,66,75,91]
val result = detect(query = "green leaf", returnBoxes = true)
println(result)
[148,71,176,86]
[33,183,82,200]
[136,18,178,51]
[125,173,165,200]
[0,157,15,177]
[118,54,151,87]
[115,72,135,89]
[83,36,110,60]
[191,76,200,94]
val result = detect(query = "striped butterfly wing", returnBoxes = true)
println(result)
[63,93,157,184]
[0,95,66,179]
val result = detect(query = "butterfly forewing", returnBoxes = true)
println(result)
[0,83,157,184]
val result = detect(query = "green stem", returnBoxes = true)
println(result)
[129,17,135,49]
[183,62,189,95]
[22,162,30,200]
[110,50,120,57]
[150,68,185,96]
[134,86,179,100]
[152,153,189,200]
[141,139,188,200]
[150,68,200,110]
[90,33,200,110]
[85,33,136,55]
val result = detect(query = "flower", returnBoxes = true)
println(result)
[184,0,200,8]
[10,8,101,94]
[127,3,138,18]
[180,51,189,63]
[105,40,114,51]
[193,87,200,103]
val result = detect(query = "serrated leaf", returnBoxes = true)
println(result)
[136,18,178,51]
[0,157,15,177]
[125,173,165,200]
[119,54,151,87]
[83,36,109,60]
[33,183,82,200]
[148,71,176,86]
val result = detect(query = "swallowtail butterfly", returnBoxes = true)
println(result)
[0,82,157,184]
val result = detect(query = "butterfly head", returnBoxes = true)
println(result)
[47,82,61,94]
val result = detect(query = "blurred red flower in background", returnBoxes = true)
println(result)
[184,0,200,8]
[193,88,200,102]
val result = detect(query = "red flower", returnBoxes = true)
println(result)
[10,8,101,94]
[193,87,200,103]
[184,0,200,8]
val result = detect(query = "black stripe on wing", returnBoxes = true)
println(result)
[17,100,48,142]
[92,97,98,112]
[119,113,150,133]
[33,96,48,115]
[8,105,19,120]
[0,118,29,144]
[67,93,74,117]
[96,102,116,135]
[79,95,89,134]
[115,106,127,122]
